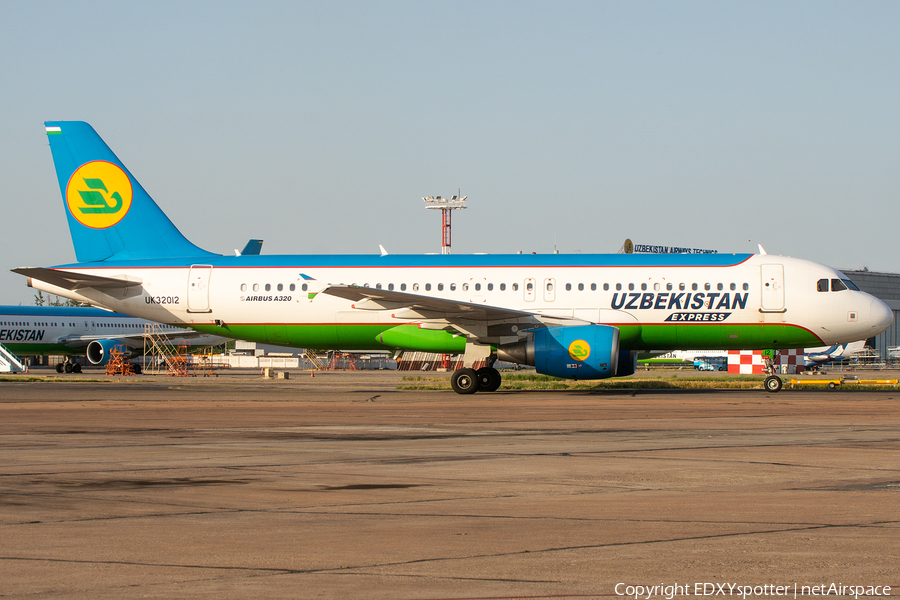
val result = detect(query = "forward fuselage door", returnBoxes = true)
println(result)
[187,265,213,313]
[760,264,785,311]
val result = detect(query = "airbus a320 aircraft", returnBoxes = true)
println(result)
[0,305,228,372]
[14,122,893,393]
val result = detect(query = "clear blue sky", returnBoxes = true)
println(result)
[1,1,898,304]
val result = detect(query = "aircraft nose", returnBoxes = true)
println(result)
[870,297,893,334]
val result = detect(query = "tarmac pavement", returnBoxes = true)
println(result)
[1,369,898,599]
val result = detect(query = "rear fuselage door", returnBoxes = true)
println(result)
[760,264,785,311]
[524,278,536,302]
[187,265,213,313]
[543,278,556,303]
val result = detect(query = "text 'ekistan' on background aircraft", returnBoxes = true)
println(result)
[0,305,229,372]
[13,121,893,393]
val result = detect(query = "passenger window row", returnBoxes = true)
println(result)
[571,282,750,292]
[237,281,752,294]
[240,283,304,292]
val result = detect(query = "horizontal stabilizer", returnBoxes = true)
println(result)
[240,239,263,256]
[12,267,142,291]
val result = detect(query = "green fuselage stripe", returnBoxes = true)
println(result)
[3,343,78,356]
[190,323,821,353]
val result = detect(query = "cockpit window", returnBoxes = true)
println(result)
[817,279,829,292]
[831,279,847,292]
[843,279,860,291]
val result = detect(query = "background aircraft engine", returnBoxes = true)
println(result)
[86,339,130,366]
[497,324,620,380]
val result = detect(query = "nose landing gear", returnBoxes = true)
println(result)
[764,375,783,392]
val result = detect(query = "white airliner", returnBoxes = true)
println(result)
[13,121,893,392]
[0,305,229,372]
[804,341,868,367]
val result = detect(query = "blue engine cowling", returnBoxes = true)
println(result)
[617,350,638,377]
[86,339,130,365]
[497,324,620,380]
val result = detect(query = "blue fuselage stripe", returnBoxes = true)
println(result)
[53,253,754,270]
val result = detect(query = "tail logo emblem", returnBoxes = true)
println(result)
[568,340,591,361]
[66,161,133,229]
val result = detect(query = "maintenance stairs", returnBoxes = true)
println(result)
[0,342,27,373]
[105,348,135,376]
[141,323,192,376]
[302,350,328,370]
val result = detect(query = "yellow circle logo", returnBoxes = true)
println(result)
[66,161,133,229]
[568,339,591,361]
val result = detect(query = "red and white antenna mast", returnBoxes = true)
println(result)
[423,191,467,254]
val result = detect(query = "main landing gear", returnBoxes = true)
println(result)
[55,360,82,374]
[451,366,502,394]
[451,342,502,395]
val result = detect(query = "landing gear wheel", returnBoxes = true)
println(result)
[72,364,82,374]
[64,363,74,373]
[827,382,836,389]
[476,367,502,392]
[451,368,479,394]
[56,363,65,373]
[764,376,783,392]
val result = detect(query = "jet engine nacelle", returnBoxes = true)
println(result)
[86,339,131,365]
[497,324,620,379]
[616,350,638,377]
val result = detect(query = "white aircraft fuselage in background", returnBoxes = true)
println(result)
[0,305,228,368]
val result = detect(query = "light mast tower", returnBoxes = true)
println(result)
[423,192,467,254]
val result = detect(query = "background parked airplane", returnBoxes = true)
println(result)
[804,341,868,368]
[0,305,228,372]
[14,122,894,392]
[644,341,869,371]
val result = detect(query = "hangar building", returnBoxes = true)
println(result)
[841,269,900,358]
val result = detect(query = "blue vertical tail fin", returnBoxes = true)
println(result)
[44,121,216,263]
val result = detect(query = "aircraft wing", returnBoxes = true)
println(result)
[322,285,533,320]
[54,334,143,348]
[12,267,142,291]
[320,285,589,344]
